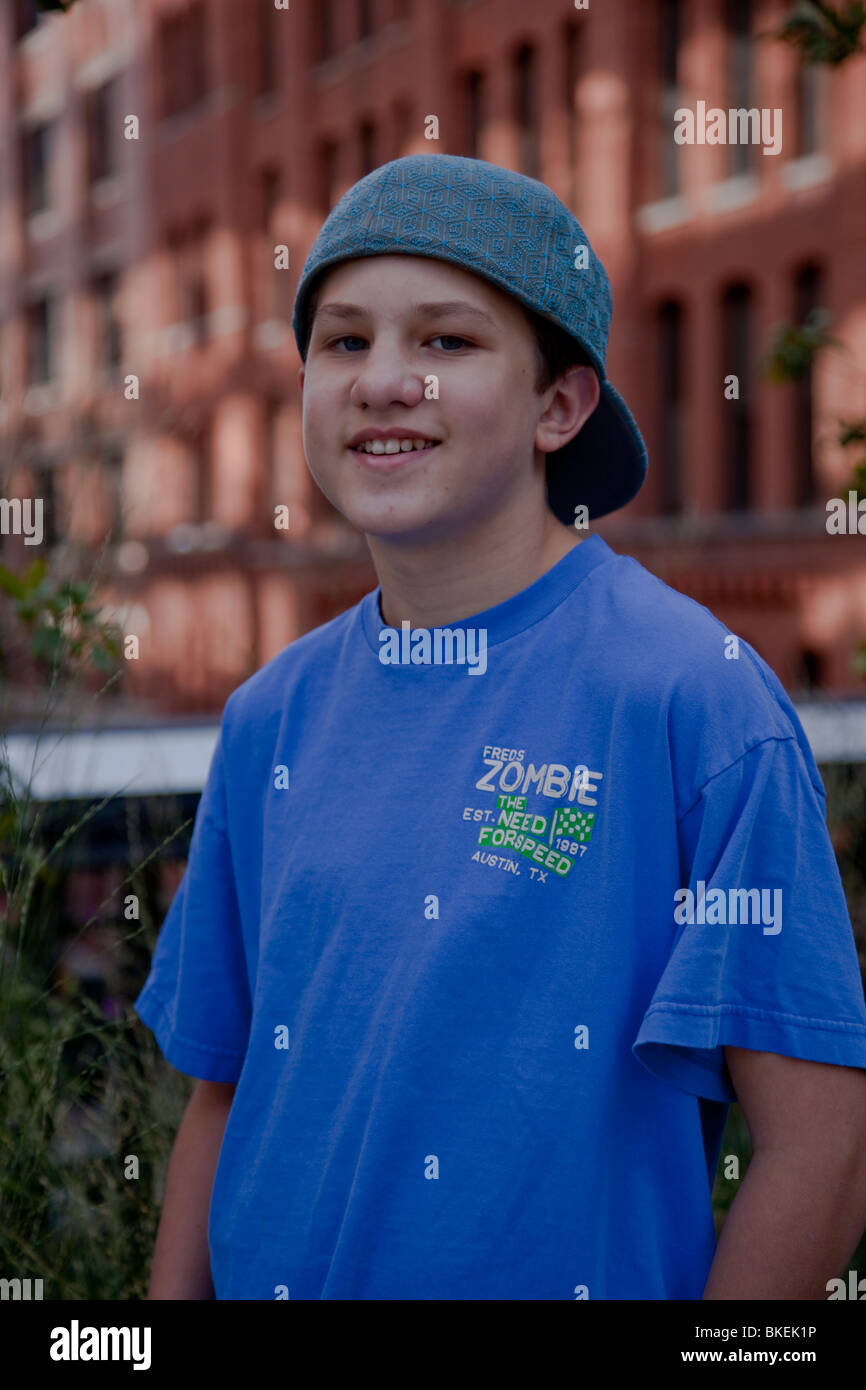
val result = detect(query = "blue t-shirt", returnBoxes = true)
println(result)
[134,532,866,1300]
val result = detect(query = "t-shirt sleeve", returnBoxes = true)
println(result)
[632,734,866,1103]
[133,729,251,1083]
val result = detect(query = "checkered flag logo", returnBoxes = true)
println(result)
[552,807,595,842]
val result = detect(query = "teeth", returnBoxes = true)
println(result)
[355,438,438,454]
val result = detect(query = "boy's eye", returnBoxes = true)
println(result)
[326,334,471,352]
[431,335,470,351]
[328,335,366,351]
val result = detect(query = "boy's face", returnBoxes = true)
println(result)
[297,254,592,545]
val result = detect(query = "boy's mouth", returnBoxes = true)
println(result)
[348,438,441,470]
[349,438,441,455]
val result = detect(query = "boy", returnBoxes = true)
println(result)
[135,154,866,1301]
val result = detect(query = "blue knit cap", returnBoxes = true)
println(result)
[291,154,648,522]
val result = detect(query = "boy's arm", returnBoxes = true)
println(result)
[702,1048,866,1299]
[147,1078,236,1300]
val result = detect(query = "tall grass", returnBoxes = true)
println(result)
[0,547,193,1299]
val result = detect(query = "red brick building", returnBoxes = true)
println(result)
[1,0,865,714]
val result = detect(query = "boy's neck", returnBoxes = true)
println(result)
[371,513,584,631]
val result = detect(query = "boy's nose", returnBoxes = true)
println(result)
[350,351,425,406]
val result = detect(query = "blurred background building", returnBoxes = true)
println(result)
[1,0,865,718]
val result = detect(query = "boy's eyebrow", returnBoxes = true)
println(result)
[313,300,499,329]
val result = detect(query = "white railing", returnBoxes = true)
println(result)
[3,701,866,801]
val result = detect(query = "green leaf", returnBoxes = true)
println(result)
[774,1,866,65]
[762,308,841,381]
[0,566,27,599]
[89,645,117,674]
[838,418,866,449]
[22,556,47,589]
[31,626,65,662]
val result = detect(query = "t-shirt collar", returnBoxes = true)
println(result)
[360,532,612,655]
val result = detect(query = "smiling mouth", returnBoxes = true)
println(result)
[349,440,441,455]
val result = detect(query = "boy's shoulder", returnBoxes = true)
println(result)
[597,544,759,657]
[221,597,362,736]
[598,546,820,796]
[597,546,786,698]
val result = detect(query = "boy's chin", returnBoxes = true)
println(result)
[359,514,444,543]
[350,498,462,545]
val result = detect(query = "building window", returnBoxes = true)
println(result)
[260,165,280,232]
[261,169,291,320]
[30,463,58,547]
[721,283,753,511]
[793,263,822,508]
[103,445,125,543]
[159,2,208,120]
[195,422,211,524]
[391,97,411,159]
[359,120,376,176]
[464,70,484,160]
[169,220,211,345]
[264,394,281,528]
[658,0,682,198]
[794,62,821,157]
[28,297,57,385]
[358,0,374,41]
[320,139,339,212]
[726,0,754,177]
[87,79,119,183]
[22,123,53,216]
[657,300,684,515]
[514,43,539,180]
[317,0,336,61]
[93,271,123,374]
[256,0,279,96]
[187,273,208,345]
[563,23,581,208]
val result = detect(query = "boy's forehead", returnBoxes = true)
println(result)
[313,254,521,321]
